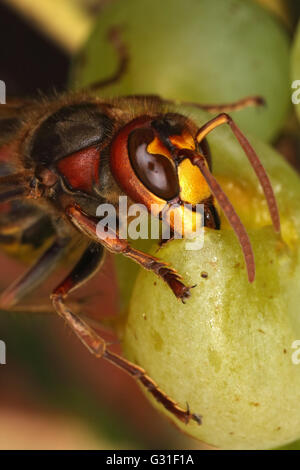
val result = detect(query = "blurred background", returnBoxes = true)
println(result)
[0,0,299,450]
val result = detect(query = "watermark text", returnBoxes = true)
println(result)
[0,340,6,365]
[0,80,6,104]
[95,196,205,250]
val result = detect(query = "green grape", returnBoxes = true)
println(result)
[122,119,300,449]
[72,0,290,141]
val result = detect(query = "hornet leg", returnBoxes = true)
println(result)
[66,203,192,302]
[51,242,201,425]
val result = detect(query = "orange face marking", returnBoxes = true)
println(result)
[178,158,211,204]
[146,131,212,204]
[147,136,171,159]
[169,131,211,204]
[169,131,195,150]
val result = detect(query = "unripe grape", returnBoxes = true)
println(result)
[121,117,300,449]
[73,0,290,141]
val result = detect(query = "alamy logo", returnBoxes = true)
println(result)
[291,340,300,365]
[0,340,6,365]
[95,196,205,251]
[0,80,6,104]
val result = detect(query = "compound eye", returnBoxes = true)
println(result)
[128,128,179,200]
